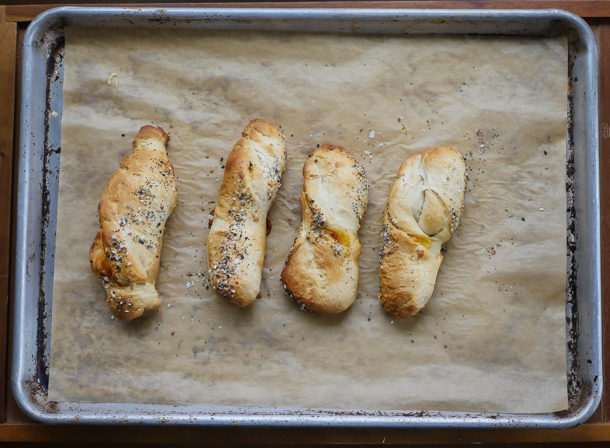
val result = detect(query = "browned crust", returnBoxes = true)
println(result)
[281,144,369,315]
[207,119,286,307]
[135,125,170,144]
[90,229,112,281]
[89,125,176,321]
[379,146,466,319]
[379,222,444,319]
[105,286,163,322]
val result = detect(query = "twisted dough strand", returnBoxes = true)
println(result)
[207,119,287,307]
[281,144,370,314]
[379,146,466,318]
[90,126,177,321]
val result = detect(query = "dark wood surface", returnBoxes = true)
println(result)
[0,1,609,444]
[0,4,17,429]
[597,16,610,427]
[6,1,610,21]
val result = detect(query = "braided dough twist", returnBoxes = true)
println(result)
[207,119,287,307]
[90,126,177,321]
[281,145,370,314]
[379,146,466,318]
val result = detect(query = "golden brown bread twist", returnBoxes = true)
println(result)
[281,144,370,314]
[379,146,466,318]
[207,119,287,307]
[90,125,177,321]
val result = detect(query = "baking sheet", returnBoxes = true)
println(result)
[49,27,569,413]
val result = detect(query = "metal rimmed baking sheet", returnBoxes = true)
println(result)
[13,7,600,428]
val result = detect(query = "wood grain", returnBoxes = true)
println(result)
[0,422,610,444]
[6,1,610,22]
[0,8,17,280]
[0,6,17,425]
[598,16,610,427]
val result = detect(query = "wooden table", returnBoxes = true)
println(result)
[1,1,609,444]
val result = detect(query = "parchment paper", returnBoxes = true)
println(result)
[49,27,569,413]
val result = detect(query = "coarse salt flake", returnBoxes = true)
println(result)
[364,151,371,155]
[369,131,375,138]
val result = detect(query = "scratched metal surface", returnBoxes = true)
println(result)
[12,7,601,427]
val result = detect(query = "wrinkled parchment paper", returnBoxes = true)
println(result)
[49,27,569,413]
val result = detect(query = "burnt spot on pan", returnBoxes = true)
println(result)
[25,378,58,414]
[35,35,65,394]
[564,44,581,411]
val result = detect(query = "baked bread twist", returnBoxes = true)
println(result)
[281,145,370,314]
[90,126,177,321]
[207,119,287,307]
[379,146,466,318]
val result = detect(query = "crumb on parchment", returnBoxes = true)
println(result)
[107,72,118,86]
